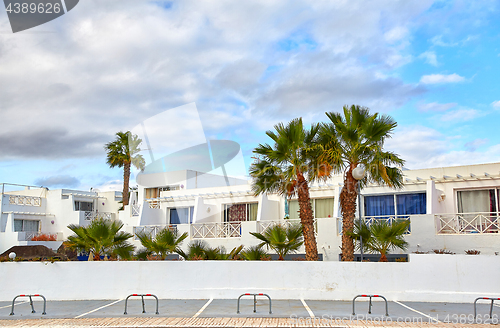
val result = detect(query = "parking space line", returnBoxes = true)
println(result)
[74,299,123,318]
[0,301,28,310]
[300,299,315,318]
[393,300,441,322]
[192,298,213,318]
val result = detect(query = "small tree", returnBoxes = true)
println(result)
[66,218,134,260]
[135,228,188,260]
[350,220,410,262]
[250,224,304,260]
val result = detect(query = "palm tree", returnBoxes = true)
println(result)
[105,131,145,207]
[249,118,323,261]
[241,245,269,261]
[250,223,304,260]
[176,241,243,260]
[319,105,404,261]
[350,220,410,262]
[66,218,135,260]
[135,228,188,260]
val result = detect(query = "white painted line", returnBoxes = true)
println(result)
[192,298,213,318]
[393,300,441,323]
[0,301,28,310]
[74,299,123,318]
[301,298,315,318]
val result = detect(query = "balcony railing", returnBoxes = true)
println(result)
[8,195,41,207]
[435,213,499,234]
[133,225,177,240]
[191,222,241,238]
[84,212,113,220]
[257,219,318,235]
[131,204,141,216]
[23,232,61,241]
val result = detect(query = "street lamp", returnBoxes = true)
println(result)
[352,165,365,262]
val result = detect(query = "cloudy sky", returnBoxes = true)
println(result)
[0,0,499,191]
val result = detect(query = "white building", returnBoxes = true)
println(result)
[0,183,122,254]
[118,162,500,259]
[2,162,499,259]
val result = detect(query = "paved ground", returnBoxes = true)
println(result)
[0,298,498,327]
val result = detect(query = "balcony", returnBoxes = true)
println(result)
[191,222,242,238]
[435,213,499,234]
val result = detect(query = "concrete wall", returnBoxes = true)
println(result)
[0,255,497,302]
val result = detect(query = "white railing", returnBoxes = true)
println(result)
[23,232,60,241]
[84,212,113,220]
[337,215,411,235]
[257,219,318,235]
[191,222,241,238]
[147,201,160,209]
[435,213,499,234]
[133,225,178,240]
[131,204,141,216]
[8,195,42,207]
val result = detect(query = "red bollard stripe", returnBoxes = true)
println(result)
[132,294,138,296]
[34,294,39,296]
[361,295,367,297]
[146,294,151,296]
[258,293,263,295]
[374,295,379,297]
[20,295,25,297]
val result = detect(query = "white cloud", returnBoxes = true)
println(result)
[464,138,488,152]
[419,51,438,66]
[491,100,500,108]
[420,73,465,84]
[386,126,500,169]
[440,109,482,122]
[417,102,456,112]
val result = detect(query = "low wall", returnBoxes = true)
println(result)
[0,254,498,302]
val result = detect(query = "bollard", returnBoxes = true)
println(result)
[474,297,500,320]
[124,294,159,315]
[10,294,47,315]
[352,294,389,316]
[237,293,272,314]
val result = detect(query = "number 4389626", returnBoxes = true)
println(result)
[5,2,62,14]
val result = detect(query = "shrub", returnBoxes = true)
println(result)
[31,234,57,241]
[395,257,407,262]
[465,249,480,255]
[433,249,455,254]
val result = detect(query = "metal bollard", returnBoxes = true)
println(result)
[474,297,500,319]
[124,294,159,315]
[10,294,47,315]
[352,294,389,316]
[237,293,272,314]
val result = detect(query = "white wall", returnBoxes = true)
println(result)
[0,255,498,303]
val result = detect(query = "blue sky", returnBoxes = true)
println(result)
[0,0,499,191]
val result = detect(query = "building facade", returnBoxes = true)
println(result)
[2,162,499,259]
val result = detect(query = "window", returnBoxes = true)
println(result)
[145,185,180,199]
[14,219,39,232]
[223,203,258,222]
[74,201,93,211]
[288,198,334,220]
[364,193,426,217]
[457,189,497,213]
[169,207,194,224]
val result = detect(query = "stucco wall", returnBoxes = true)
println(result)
[0,254,497,303]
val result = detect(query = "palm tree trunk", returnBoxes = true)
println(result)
[122,161,131,206]
[296,171,318,261]
[379,252,388,262]
[340,164,358,261]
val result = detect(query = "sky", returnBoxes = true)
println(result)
[0,0,499,192]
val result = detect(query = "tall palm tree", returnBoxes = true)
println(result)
[66,218,135,260]
[350,220,410,262]
[250,224,304,260]
[319,105,404,261]
[135,228,188,260]
[249,118,322,261]
[105,131,145,206]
